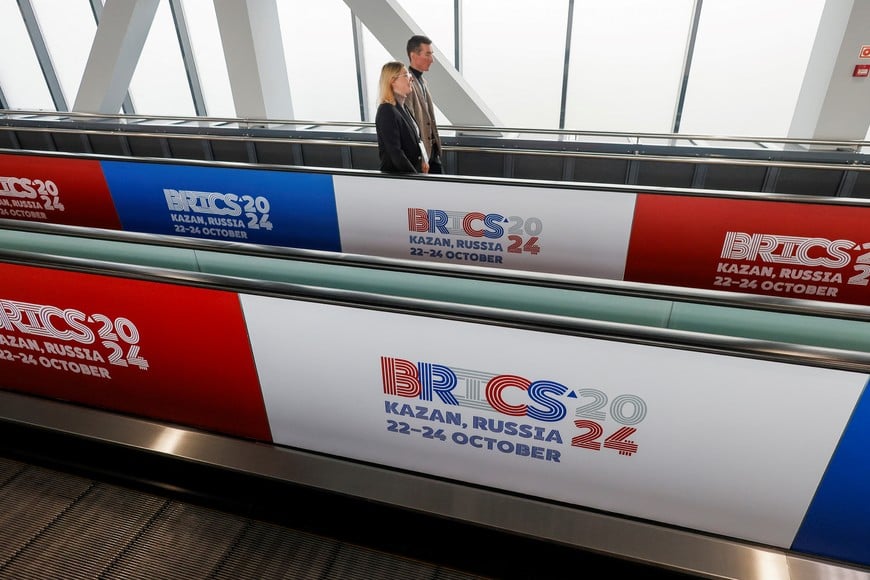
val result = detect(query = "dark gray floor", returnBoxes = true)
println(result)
[0,456,485,580]
[0,418,702,580]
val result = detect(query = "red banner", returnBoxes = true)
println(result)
[0,154,121,228]
[625,194,870,306]
[0,263,271,440]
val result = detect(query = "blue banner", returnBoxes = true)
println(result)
[791,379,870,566]
[101,161,341,251]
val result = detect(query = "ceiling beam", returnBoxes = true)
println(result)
[342,0,500,127]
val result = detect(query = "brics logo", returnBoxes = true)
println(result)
[407,207,544,256]
[408,208,507,239]
[381,356,568,422]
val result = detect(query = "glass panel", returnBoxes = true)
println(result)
[679,0,825,138]
[362,31,452,127]
[278,0,360,122]
[0,0,54,110]
[362,26,394,122]
[398,0,455,68]
[462,0,568,129]
[393,0,453,126]
[128,0,195,116]
[30,0,97,110]
[179,0,234,118]
[565,0,695,133]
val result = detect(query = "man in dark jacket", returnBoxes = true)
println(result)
[406,35,443,174]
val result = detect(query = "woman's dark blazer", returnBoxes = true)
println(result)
[376,102,422,173]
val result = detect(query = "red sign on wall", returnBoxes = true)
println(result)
[860,45,870,59]
[624,194,870,306]
[0,154,122,228]
[0,263,271,441]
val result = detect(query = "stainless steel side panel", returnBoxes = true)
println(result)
[1,390,866,580]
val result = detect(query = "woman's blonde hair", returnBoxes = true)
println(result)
[378,61,407,105]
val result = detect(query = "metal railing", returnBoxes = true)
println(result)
[2,108,869,154]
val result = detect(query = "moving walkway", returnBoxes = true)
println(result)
[3,218,870,353]
[1,220,870,579]
[2,109,869,196]
[4,139,870,309]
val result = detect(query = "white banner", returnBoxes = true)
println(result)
[332,175,636,278]
[242,294,866,548]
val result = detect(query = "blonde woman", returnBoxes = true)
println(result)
[375,61,429,174]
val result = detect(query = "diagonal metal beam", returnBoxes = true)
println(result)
[453,0,463,72]
[558,0,574,129]
[342,0,499,126]
[75,0,159,114]
[213,0,293,120]
[169,0,207,116]
[17,0,67,111]
[672,0,703,133]
[87,0,137,114]
[351,13,369,122]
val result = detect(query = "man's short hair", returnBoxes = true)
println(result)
[407,35,433,57]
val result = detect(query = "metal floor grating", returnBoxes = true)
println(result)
[0,457,488,580]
